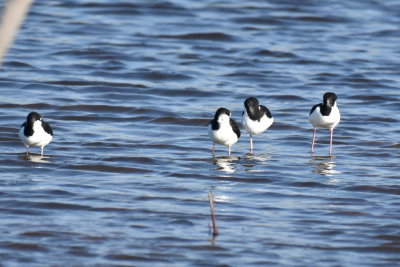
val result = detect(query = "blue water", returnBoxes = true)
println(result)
[0,0,399,266]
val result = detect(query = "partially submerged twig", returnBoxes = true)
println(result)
[208,191,218,236]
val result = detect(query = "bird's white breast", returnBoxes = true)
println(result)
[208,116,238,147]
[309,105,340,129]
[242,113,273,135]
[19,120,53,147]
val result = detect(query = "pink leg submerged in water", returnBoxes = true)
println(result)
[311,128,335,156]
[250,134,253,154]
[329,129,333,156]
[311,128,316,154]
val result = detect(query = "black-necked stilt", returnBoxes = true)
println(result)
[19,111,53,157]
[208,107,241,157]
[308,92,340,155]
[242,97,273,153]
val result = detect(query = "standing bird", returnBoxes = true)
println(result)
[308,92,340,155]
[242,97,273,153]
[208,107,241,157]
[19,111,53,157]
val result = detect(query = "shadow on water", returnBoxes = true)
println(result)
[309,155,340,177]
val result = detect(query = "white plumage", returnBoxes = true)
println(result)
[208,114,239,147]
[19,120,52,147]
[242,112,274,135]
[308,92,340,155]
[208,108,240,157]
[241,97,273,153]
[19,112,53,156]
[308,104,340,130]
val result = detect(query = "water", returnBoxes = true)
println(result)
[0,0,399,266]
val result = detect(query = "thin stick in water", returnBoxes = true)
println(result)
[208,191,218,236]
[0,0,33,67]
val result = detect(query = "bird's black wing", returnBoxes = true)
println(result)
[309,103,321,116]
[260,105,272,119]
[209,119,220,130]
[230,119,241,138]
[42,120,53,135]
[22,121,35,137]
[21,121,32,137]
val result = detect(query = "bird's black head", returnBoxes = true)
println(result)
[27,112,42,124]
[214,107,231,120]
[244,97,259,110]
[244,97,262,120]
[323,92,337,107]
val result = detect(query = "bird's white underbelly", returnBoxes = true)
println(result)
[19,123,53,147]
[208,123,238,147]
[309,106,340,129]
[242,114,273,135]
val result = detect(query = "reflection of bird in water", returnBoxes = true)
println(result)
[242,153,271,173]
[208,107,240,158]
[241,97,273,154]
[310,156,340,177]
[19,111,53,157]
[0,0,33,67]
[309,92,340,156]
[212,157,238,174]
[19,153,51,163]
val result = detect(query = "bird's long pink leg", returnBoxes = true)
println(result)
[228,146,231,158]
[329,129,333,156]
[311,128,316,154]
[41,147,44,157]
[250,134,253,154]
[26,145,29,155]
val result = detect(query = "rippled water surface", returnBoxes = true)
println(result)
[1,0,400,266]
